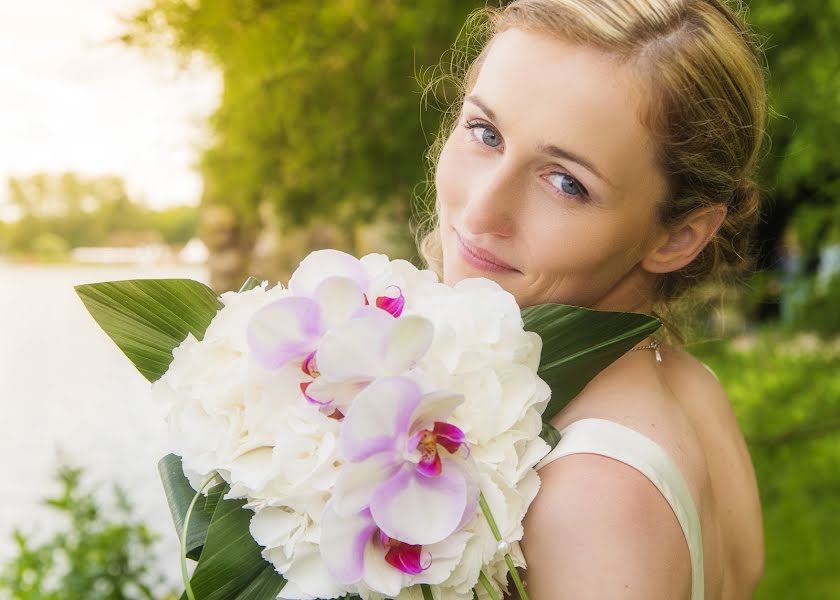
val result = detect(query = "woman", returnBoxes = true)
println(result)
[417,0,766,598]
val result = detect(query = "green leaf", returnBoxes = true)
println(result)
[74,279,223,382]
[160,456,284,598]
[159,454,224,561]
[523,304,660,421]
[539,422,562,452]
[238,276,262,292]
[182,486,286,600]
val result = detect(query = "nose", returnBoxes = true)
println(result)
[460,162,519,238]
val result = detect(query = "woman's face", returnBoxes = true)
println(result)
[436,28,670,311]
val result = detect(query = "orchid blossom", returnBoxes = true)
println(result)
[319,504,427,596]
[328,376,478,547]
[246,250,420,413]
[299,307,434,413]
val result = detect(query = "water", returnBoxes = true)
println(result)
[0,263,209,587]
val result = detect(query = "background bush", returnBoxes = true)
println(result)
[0,466,175,600]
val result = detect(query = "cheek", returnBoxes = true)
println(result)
[527,211,643,274]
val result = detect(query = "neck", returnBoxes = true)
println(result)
[589,264,657,316]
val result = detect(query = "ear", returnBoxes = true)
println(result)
[642,205,727,274]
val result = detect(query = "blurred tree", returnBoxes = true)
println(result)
[123,0,489,286]
[0,172,198,258]
[148,205,200,245]
[747,0,840,199]
[744,1,840,269]
[5,173,142,251]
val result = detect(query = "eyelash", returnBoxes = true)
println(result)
[462,118,590,201]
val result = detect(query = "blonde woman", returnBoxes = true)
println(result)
[418,1,766,597]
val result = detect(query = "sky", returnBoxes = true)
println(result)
[0,0,221,218]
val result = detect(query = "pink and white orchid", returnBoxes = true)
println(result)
[246,250,422,414]
[300,308,434,412]
[320,503,474,598]
[326,376,479,553]
[246,250,368,369]
[246,289,362,372]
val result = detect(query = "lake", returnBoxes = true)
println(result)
[0,262,209,588]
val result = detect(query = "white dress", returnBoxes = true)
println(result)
[535,418,704,600]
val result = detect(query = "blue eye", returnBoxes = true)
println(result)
[548,172,588,198]
[464,120,502,148]
[464,118,590,201]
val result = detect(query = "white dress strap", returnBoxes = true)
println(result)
[536,418,704,600]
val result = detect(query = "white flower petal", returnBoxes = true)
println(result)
[289,249,369,297]
[332,457,399,516]
[282,541,347,599]
[370,456,467,546]
[228,446,274,491]
[305,377,368,411]
[313,275,367,328]
[408,390,464,434]
[411,530,473,586]
[383,315,435,374]
[320,504,377,586]
[315,313,391,380]
[362,535,406,598]
[250,506,306,548]
[341,377,422,461]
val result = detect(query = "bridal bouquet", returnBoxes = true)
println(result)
[76,250,658,600]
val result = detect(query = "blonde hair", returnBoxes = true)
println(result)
[414,0,769,341]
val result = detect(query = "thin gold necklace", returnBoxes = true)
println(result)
[629,337,663,364]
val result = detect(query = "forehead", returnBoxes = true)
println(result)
[470,28,662,192]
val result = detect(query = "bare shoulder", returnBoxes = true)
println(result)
[520,346,707,599]
[521,452,692,599]
[549,343,713,496]
[541,341,765,597]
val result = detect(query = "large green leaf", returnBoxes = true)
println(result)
[159,454,225,561]
[522,304,660,422]
[159,455,288,598]
[74,279,223,382]
[181,486,286,600]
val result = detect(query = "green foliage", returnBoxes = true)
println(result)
[521,303,661,420]
[29,232,70,262]
[124,0,488,238]
[746,0,840,199]
[149,205,201,245]
[0,172,199,258]
[787,272,840,337]
[74,279,223,382]
[0,466,175,600]
[692,330,840,598]
[771,202,840,336]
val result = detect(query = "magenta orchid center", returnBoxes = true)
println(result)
[375,285,405,318]
[416,421,467,477]
[378,530,429,575]
[298,351,344,419]
[301,350,320,378]
[299,351,328,405]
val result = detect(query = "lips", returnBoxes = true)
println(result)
[456,232,518,272]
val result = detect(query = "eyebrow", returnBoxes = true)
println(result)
[464,94,615,188]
